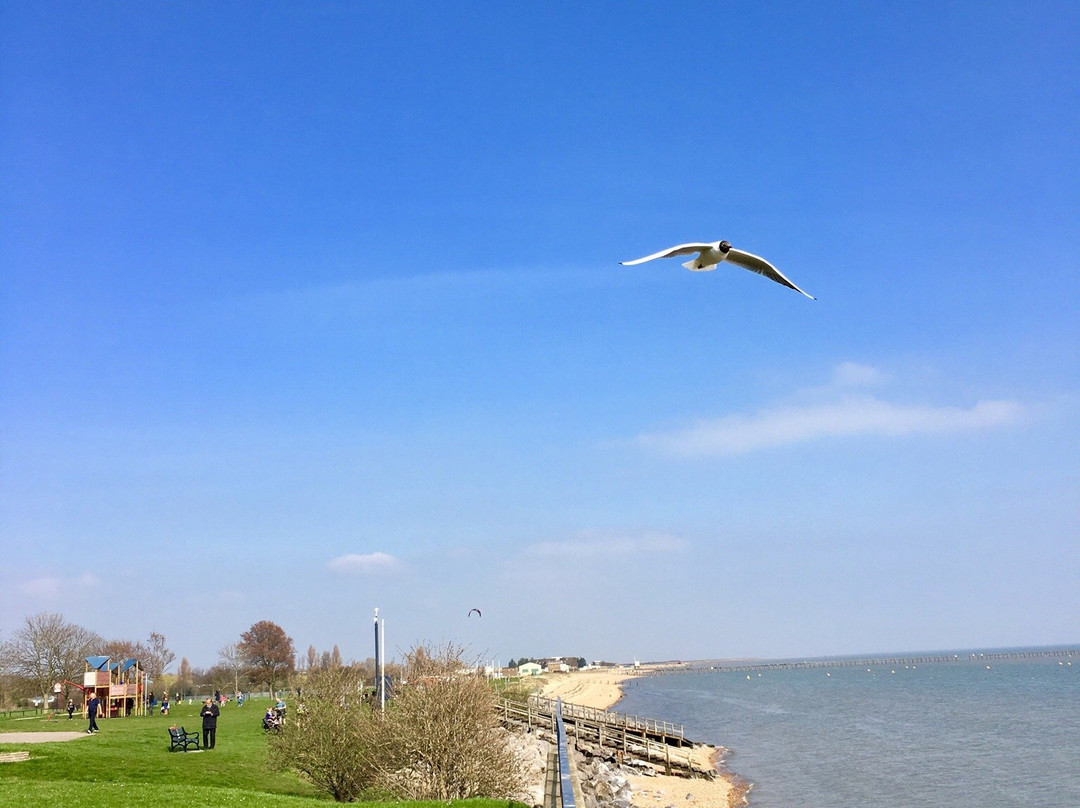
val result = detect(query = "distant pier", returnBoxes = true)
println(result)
[636,647,1079,675]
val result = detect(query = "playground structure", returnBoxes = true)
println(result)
[80,655,146,718]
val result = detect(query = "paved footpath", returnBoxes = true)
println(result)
[0,732,89,743]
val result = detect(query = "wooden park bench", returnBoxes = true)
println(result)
[168,726,201,751]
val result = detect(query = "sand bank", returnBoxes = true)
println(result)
[537,668,747,808]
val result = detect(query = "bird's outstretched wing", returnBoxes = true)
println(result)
[620,243,714,265]
[726,248,816,299]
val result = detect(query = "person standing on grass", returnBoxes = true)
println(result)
[200,697,220,749]
[86,694,100,734]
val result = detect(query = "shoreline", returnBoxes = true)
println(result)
[537,667,748,808]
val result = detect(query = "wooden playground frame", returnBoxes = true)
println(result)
[81,655,146,718]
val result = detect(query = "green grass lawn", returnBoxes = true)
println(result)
[0,697,525,808]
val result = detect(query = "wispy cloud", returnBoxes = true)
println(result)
[638,363,1025,457]
[832,361,889,388]
[523,533,688,560]
[328,552,402,574]
[19,573,100,599]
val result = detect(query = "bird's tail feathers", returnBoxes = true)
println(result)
[682,258,714,272]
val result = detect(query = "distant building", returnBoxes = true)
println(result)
[517,662,542,676]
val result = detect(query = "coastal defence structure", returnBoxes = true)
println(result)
[500,695,712,779]
[83,655,145,718]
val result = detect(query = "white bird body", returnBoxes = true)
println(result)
[621,239,815,299]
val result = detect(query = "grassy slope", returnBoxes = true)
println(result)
[0,697,524,808]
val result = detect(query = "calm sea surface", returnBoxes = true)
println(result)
[616,649,1079,808]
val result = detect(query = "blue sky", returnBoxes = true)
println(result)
[2,1,1077,670]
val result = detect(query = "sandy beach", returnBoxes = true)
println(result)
[536,667,639,711]
[538,668,747,808]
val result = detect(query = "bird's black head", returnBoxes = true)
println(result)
[718,240,731,253]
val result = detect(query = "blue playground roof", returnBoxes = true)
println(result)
[85,656,110,670]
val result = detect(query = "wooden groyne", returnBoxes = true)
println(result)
[531,695,687,744]
[636,648,1079,676]
[499,697,713,779]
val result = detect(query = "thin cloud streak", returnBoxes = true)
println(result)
[328,552,402,574]
[523,534,688,559]
[639,397,1025,457]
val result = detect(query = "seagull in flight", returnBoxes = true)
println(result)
[621,240,815,299]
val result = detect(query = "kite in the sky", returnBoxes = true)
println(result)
[467,608,482,618]
[621,239,815,299]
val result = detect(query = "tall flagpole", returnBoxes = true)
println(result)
[374,608,385,714]
[379,612,386,713]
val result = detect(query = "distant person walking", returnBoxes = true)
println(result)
[86,695,100,734]
[67,699,75,719]
[200,698,220,749]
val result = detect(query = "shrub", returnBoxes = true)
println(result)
[383,644,525,801]
[269,644,525,803]
[268,666,391,802]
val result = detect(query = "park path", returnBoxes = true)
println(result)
[0,731,89,743]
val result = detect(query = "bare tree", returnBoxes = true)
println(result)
[238,620,295,695]
[218,642,244,695]
[142,632,175,681]
[100,638,146,662]
[2,613,101,708]
[176,657,195,698]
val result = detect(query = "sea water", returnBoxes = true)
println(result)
[616,649,1079,808]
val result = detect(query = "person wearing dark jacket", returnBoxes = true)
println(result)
[200,698,220,749]
[86,695,100,734]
